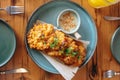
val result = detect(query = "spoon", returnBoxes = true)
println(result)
[104,16,120,21]
[103,70,120,78]
[0,68,29,74]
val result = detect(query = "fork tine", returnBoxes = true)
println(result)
[103,70,116,78]
[6,6,24,14]
[103,71,108,78]
[10,6,24,11]
[10,11,24,15]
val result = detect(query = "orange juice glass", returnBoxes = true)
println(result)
[88,0,120,8]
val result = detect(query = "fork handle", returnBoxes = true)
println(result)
[115,72,120,76]
[0,8,5,10]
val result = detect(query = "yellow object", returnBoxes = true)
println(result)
[88,0,119,8]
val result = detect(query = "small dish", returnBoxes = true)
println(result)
[111,27,120,63]
[57,9,81,34]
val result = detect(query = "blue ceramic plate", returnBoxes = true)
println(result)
[111,27,120,63]
[0,19,16,67]
[25,0,97,74]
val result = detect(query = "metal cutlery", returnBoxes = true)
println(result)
[20,76,25,80]
[103,70,120,78]
[104,16,120,21]
[0,68,29,74]
[0,6,24,14]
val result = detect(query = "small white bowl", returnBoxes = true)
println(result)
[57,9,81,34]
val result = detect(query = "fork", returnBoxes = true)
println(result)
[103,70,120,78]
[0,6,24,14]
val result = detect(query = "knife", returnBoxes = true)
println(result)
[0,68,29,74]
[104,16,120,21]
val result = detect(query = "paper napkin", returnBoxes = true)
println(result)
[42,53,79,80]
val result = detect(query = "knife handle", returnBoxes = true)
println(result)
[0,71,6,74]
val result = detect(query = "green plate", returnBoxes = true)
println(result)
[25,0,97,74]
[111,27,120,63]
[0,19,16,67]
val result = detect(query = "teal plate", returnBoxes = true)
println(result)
[25,0,97,74]
[0,19,16,67]
[111,27,120,63]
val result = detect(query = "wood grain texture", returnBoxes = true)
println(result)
[0,0,120,80]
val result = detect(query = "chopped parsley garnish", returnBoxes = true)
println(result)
[50,37,59,48]
[72,51,78,56]
[77,56,81,60]
[65,47,73,54]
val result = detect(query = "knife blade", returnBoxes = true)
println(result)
[0,68,29,74]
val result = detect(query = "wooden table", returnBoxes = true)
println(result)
[0,0,120,80]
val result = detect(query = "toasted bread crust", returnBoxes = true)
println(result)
[27,22,86,67]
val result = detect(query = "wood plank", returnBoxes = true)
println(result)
[94,3,120,80]
[0,0,15,80]
[24,0,47,80]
